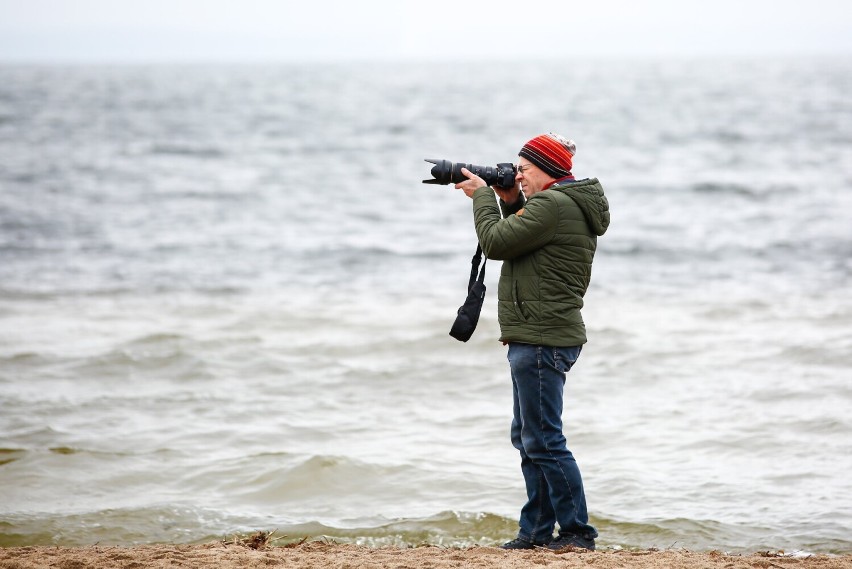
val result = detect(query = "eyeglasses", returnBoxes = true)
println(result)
[517,163,534,174]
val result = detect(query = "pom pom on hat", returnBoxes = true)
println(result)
[518,133,576,179]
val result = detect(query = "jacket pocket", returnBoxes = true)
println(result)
[512,281,530,321]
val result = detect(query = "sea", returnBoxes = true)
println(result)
[1,57,851,554]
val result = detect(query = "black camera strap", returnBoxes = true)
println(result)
[449,243,488,342]
[467,244,487,291]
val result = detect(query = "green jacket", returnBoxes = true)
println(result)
[472,178,610,346]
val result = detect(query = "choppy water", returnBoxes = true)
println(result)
[1,58,851,553]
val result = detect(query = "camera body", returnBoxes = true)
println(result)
[423,159,516,188]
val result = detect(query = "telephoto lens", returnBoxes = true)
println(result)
[423,159,516,188]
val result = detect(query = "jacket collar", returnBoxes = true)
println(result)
[543,175,575,190]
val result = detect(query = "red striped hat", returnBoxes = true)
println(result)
[518,133,576,179]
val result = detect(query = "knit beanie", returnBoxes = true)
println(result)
[518,133,576,178]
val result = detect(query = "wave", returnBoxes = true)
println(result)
[0,506,233,548]
[0,508,512,548]
[3,507,850,553]
[262,511,518,548]
[689,182,797,200]
[148,143,227,158]
[181,454,425,507]
[65,333,215,383]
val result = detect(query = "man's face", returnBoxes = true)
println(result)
[516,159,554,199]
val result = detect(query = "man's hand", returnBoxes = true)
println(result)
[493,182,522,206]
[454,167,522,204]
[454,167,487,198]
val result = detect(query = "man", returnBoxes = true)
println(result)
[454,133,610,551]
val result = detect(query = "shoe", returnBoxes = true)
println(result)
[500,537,551,550]
[547,534,596,551]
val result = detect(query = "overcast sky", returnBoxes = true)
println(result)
[1,0,851,62]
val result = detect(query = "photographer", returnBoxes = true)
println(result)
[454,133,610,551]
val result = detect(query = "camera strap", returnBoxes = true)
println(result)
[449,244,488,342]
[467,244,487,291]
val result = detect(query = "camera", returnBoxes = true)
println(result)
[422,159,516,188]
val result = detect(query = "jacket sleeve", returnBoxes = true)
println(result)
[471,187,557,260]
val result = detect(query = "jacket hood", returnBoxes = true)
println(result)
[552,178,609,236]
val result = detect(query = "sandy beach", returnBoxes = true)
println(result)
[2,541,851,569]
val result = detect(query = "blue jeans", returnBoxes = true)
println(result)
[508,343,597,543]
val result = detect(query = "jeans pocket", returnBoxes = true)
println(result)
[554,346,581,374]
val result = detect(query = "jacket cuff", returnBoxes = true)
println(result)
[500,192,526,217]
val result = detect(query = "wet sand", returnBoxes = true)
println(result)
[1,542,851,569]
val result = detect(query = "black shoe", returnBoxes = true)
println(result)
[500,537,551,550]
[547,534,596,551]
